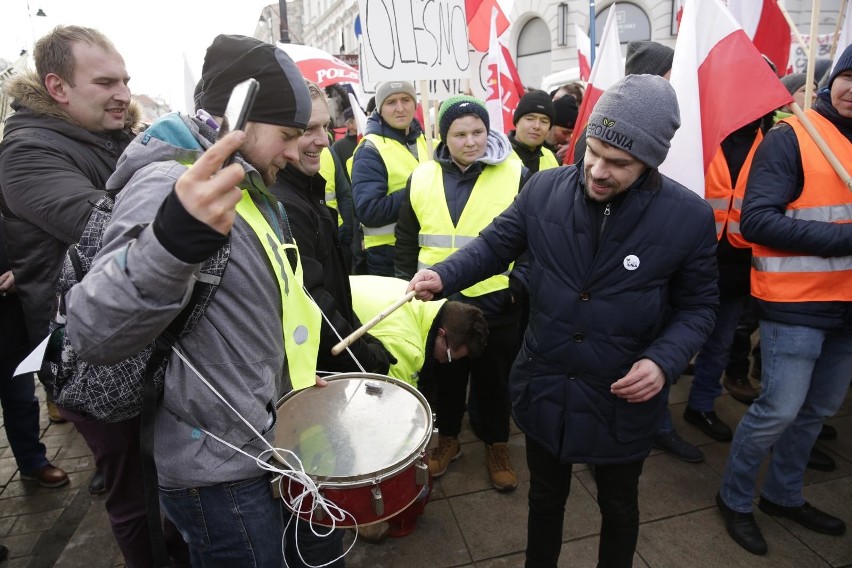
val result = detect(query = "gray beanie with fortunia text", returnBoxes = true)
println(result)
[586,74,680,169]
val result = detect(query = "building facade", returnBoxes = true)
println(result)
[297,0,843,95]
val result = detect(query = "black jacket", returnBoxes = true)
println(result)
[0,73,138,346]
[740,91,852,330]
[432,164,719,464]
[270,164,388,373]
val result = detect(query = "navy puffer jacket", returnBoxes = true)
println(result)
[433,164,719,464]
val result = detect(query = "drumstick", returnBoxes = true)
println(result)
[331,291,416,355]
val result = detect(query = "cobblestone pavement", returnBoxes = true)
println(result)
[2,376,851,567]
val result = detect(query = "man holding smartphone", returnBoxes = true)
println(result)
[64,35,341,566]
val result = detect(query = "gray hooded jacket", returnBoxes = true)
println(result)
[66,113,290,487]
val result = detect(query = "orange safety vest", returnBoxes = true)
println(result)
[750,110,852,303]
[704,131,762,248]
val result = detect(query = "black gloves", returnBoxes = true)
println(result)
[359,333,397,375]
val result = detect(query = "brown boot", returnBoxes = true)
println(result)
[428,435,461,477]
[21,464,69,488]
[723,373,760,405]
[46,401,67,424]
[485,443,517,492]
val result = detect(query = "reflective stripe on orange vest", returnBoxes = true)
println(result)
[749,110,852,303]
[704,131,762,247]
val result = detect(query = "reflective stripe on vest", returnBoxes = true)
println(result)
[409,159,522,297]
[704,131,762,247]
[349,275,445,386]
[749,110,852,303]
[318,148,342,227]
[358,133,430,249]
[235,192,322,390]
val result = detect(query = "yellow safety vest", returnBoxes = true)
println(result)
[349,275,445,386]
[235,191,322,390]
[409,159,522,297]
[350,133,431,248]
[509,148,558,171]
[318,148,342,228]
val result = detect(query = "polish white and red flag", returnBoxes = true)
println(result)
[726,0,791,75]
[575,24,592,81]
[659,0,792,197]
[564,4,623,163]
[485,6,524,134]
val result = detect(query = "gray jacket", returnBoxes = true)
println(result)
[66,113,290,487]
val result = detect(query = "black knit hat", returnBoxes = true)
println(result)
[625,41,674,77]
[827,44,852,89]
[197,35,311,129]
[553,95,578,129]
[513,90,555,125]
[438,95,490,140]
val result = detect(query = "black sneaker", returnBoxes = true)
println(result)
[653,430,704,463]
[758,497,846,535]
[807,446,836,472]
[683,407,733,441]
[818,424,838,441]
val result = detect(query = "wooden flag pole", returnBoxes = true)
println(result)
[804,0,822,110]
[791,102,852,191]
[778,3,811,58]
[829,0,849,62]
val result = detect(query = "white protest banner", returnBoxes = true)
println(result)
[358,0,471,87]
[787,32,834,74]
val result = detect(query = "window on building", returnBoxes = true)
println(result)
[594,3,651,43]
[516,17,551,90]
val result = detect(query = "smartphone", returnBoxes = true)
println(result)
[218,78,259,166]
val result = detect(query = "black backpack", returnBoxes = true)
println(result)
[43,192,230,422]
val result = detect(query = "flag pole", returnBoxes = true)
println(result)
[790,102,852,191]
[418,80,435,159]
[589,1,596,68]
[804,0,822,110]
[829,0,849,61]
[778,3,810,58]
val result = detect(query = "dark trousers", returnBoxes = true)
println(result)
[525,438,644,568]
[726,296,760,379]
[433,321,517,442]
[0,295,49,473]
[60,407,164,568]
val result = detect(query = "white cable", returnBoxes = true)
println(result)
[171,346,360,568]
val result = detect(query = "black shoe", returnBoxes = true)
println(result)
[683,407,733,441]
[722,374,760,405]
[716,493,767,555]
[807,446,836,472]
[0,543,7,562]
[818,424,838,441]
[758,497,846,535]
[653,430,704,463]
[88,468,107,495]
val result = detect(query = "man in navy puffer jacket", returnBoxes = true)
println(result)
[408,75,719,568]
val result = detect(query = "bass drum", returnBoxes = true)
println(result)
[273,373,433,527]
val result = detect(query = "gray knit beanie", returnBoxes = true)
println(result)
[375,81,416,112]
[586,74,680,169]
[625,41,674,77]
[780,73,808,95]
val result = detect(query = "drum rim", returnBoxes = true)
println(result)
[274,373,434,486]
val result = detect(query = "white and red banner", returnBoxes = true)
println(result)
[660,0,793,197]
[277,43,360,88]
[467,0,510,52]
[564,4,623,163]
[485,5,524,134]
[726,0,790,75]
[575,23,592,81]
[787,32,835,75]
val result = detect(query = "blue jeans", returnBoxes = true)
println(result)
[688,294,748,411]
[719,320,852,512]
[160,475,343,567]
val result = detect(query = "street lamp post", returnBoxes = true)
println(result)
[279,0,290,43]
